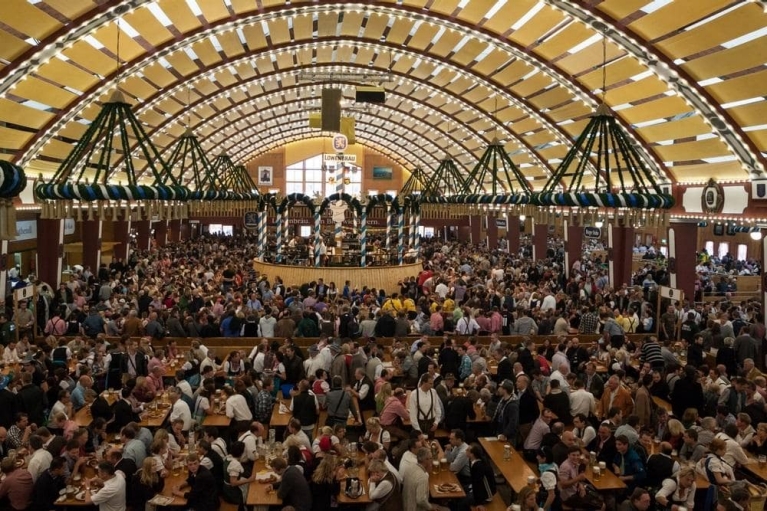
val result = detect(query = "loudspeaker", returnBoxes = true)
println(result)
[356,86,386,104]
[321,89,342,132]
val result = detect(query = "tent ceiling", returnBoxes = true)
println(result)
[0,0,766,187]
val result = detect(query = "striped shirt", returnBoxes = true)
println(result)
[641,341,665,367]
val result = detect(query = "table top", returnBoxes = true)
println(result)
[583,462,627,491]
[652,396,672,413]
[156,470,189,507]
[429,442,466,499]
[337,458,372,505]
[246,459,284,506]
[201,412,232,427]
[138,396,172,428]
[479,438,536,494]
[742,453,767,481]
[270,399,292,428]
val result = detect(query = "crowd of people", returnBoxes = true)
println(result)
[0,233,762,511]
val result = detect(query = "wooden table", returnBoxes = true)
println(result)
[202,412,232,427]
[138,395,172,428]
[201,398,231,427]
[429,442,466,500]
[337,457,372,505]
[246,459,285,508]
[583,462,627,491]
[741,454,767,481]
[55,466,97,507]
[652,396,672,413]
[270,399,292,428]
[156,469,189,506]
[479,437,537,493]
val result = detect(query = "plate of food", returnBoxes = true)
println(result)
[75,491,86,501]
[434,483,460,493]
[88,459,99,468]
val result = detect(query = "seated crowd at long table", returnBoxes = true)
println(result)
[0,331,766,511]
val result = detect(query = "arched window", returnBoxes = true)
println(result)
[285,155,361,197]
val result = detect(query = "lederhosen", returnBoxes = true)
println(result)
[415,389,436,435]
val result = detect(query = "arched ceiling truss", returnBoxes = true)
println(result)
[1,0,766,187]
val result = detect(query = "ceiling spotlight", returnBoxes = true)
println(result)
[750,231,762,241]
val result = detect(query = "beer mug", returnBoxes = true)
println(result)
[593,467,601,481]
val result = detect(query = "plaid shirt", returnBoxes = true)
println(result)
[254,389,275,424]
[7,425,25,449]
[579,312,599,334]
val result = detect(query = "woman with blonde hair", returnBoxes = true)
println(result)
[128,457,165,511]
[375,383,392,415]
[364,417,391,451]
[310,454,342,511]
[515,485,538,511]
[664,418,685,450]
[655,466,696,511]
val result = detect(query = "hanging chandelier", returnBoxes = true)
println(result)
[534,33,673,225]
[400,166,427,196]
[35,21,189,220]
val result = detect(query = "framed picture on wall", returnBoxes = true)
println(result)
[258,166,273,186]
[372,166,393,180]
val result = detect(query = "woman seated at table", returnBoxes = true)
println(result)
[515,485,540,511]
[166,418,186,454]
[697,438,735,510]
[149,439,172,477]
[222,441,255,508]
[363,418,391,452]
[128,457,165,511]
[746,422,767,456]
[132,376,156,403]
[310,454,343,511]
[654,466,696,511]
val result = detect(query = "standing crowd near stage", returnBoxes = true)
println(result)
[0,233,763,511]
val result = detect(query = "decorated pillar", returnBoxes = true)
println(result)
[487,215,498,250]
[385,207,392,250]
[669,222,697,301]
[154,221,168,247]
[360,210,367,267]
[81,219,103,273]
[507,215,521,255]
[565,219,584,278]
[408,208,416,248]
[135,220,151,252]
[257,211,267,260]
[313,207,321,267]
[608,224,635,288]
[414,208,421,259]
[397,210,405,265]
[532,220,548,261]
[168,220,181,243]
[275,211,284,263]
[36,218,64,288]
